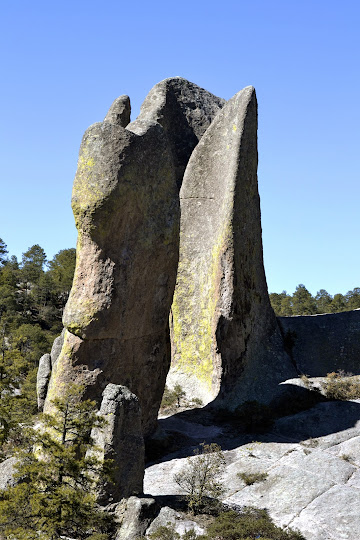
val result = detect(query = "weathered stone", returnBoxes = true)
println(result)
[278,310,360,376]
[145,506,205,537]
[104,95,131,127]
[136,77,225,188]
[115,496,158,540]
[0,457,17,491]
[168,86,296,407]
[45,88,180,437]
[91,384,145,503]
[36,353,51,410]
[50,328,65,367]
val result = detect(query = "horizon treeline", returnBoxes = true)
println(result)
[270,284,360,317]
[0,237,76,455]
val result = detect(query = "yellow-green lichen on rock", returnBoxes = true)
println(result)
[168,86,297,409]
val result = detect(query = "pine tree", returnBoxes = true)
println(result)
[0,385,114,539]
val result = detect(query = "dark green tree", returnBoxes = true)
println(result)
[315,289,333,314]
[0,386,114,539]
[331,293,346,313]
[291,284,317,315]
[345,287,360,310]
[0,239,8,266]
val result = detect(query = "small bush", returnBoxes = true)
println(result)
[174,443,225,514]
[206,509,305,540]
[324,372,360,400]
[237,471,268,485]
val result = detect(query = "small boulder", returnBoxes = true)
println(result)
[36,353,51,411]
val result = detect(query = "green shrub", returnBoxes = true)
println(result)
[238,471,268,485]
[206,509,305,540]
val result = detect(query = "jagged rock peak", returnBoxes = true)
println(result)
[133,77,226,188]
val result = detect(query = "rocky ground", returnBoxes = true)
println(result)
[144,391,360,540]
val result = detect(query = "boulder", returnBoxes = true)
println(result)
[50,328,65,367]
[145,506,206,538]
[91,384,145,503]
[115,496,158,540]
[168,86,296,407]
[36,353,51,410]
[0,457,17,491]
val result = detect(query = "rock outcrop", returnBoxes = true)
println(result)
[168,86,296,407]
[44,78,225,439]
[36,353,51,410]
[91,384,145,503]
[278,310,360,376]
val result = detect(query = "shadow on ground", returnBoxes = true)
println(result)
[146,386,360,466]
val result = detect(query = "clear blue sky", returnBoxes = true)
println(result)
[1,0,359,296]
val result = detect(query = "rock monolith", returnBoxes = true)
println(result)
[44,78,225,438]
[90,384,145,503]
[168,86,297,407]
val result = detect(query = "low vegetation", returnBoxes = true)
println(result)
[237,471,268,485]
[148,508,305,539]
[323,371,360,400]
[174,443,225,514]
[160,384,203,413]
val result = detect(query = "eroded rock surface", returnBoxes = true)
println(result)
[91,384,144,503]
[45,89,181,437]
[36,353,51,410]
[144,400,360,540]
[168,86,296,406]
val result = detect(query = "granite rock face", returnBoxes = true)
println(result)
[91,384,144,503]
[44,78,225,438]
[278,310,360,376]
[168,86,296,407]
[44,87,180,437]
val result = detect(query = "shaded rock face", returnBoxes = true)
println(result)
[278,310,360,377]
[115,496,158,540]
[91,384,145,503]
[137,77,225,189]
[168,87,296,407]
[44,78,224,438]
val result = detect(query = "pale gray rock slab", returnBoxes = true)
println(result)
[91,384,145,503]
[145,506,205,537]
[290,485,360,540]
[36,353,51,410]
[144,457,188,496]
[104,95,131,127]
[224,448,355,528]
[115,496,158,540]
[0,457,17,490]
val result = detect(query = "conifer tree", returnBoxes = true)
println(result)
[0,385,114,539]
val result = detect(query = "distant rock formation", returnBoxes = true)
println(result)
[167,86,296,407]
[43,78,225,438]
[278,310,360,376]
